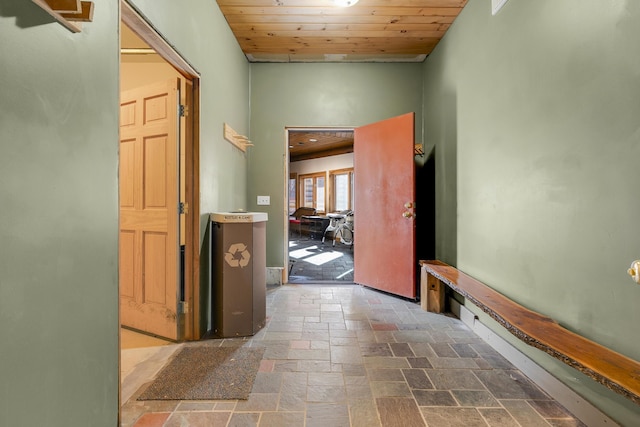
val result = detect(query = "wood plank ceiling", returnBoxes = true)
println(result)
[216,0,468,63]
[289,130,354,162]
[215,1,468,160]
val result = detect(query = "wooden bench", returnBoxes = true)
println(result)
[420,260,640,405]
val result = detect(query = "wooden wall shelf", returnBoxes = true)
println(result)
[32,0,94,33]
[224,123,253,153]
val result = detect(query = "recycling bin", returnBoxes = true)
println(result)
[210,211,268,338]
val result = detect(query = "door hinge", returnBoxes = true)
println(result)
[179,104,188,117]
[178,301,189,314]
[179,202,189,215]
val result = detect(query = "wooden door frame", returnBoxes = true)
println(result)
[120,0,201,341]
[284,126,353,284]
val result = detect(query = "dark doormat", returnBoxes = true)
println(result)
[137,345,265,401]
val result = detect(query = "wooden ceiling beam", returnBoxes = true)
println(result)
[233,29,447,38]
[223,14,457,25]
[240,45,439,55]
[218,6,464,17]
[279,53,427,60]
[228,23,451,32]
[217,0,466,7]
[241,40,438,47]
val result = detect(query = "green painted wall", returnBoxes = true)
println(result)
[0,0,250,424]
[423,0,640,422]
[249,63,424,267]
[4,0,637,422]
[0,1,120,425]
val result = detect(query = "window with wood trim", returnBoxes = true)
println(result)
[299,172,326,214]
[329,168,354,212]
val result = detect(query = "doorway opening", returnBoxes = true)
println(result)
[286,128,355,284]
[119,0,201,355]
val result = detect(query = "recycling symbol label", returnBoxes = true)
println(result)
[224,243,251,268]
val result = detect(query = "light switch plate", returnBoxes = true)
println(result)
[257,195,270,205]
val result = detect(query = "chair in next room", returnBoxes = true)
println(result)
[322,210,353,247]
[289,207,316,238]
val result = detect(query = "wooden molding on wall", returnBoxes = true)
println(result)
[60,1,94,22]
[223,123,253,152]
[45,0,81,13]
[32,0,94,33]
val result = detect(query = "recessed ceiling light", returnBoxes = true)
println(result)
[334,0,359,6]
[309,138,318,142]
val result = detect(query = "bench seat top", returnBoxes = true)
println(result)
[421,260,640,405]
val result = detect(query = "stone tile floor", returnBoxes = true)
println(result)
[288,238,354,283]
[120,284,586,426]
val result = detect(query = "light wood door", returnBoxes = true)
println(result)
[119,78,180,340]
[354,113,417,299]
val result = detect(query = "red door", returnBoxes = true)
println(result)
[354,113,416,299]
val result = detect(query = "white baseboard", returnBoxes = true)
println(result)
[450,298,618,427]
[266,267,283,286]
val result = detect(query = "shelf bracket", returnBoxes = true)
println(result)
[224,123,253,153]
